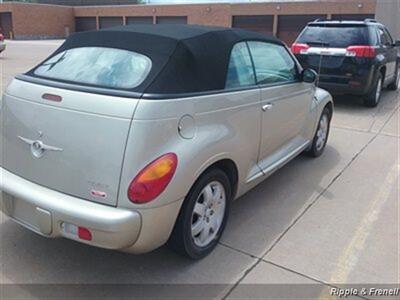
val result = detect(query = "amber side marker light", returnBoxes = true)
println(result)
[128,153,178,204]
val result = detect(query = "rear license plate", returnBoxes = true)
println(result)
[10,197,41,232]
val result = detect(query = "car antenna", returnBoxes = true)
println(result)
[316,21,328,88]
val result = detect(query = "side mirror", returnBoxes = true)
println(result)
[394,40,400,47]
[302,69,318,83]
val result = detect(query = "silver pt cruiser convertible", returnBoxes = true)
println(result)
[0,25,333,259]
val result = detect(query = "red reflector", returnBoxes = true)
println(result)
[42,93,62,102]
[128,153,178,204]
[346,46,376,58]
[291,43,310,54]
[78,227,92,241]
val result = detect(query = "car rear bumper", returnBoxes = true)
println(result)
[318,72,375,96]
[296,54,377,96]
[0,167,142,250]
[317,81,369,95]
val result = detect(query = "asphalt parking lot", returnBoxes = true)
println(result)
[0,41,399,298]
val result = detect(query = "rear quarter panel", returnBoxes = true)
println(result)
[117,89,262,210]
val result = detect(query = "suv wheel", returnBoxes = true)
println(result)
[306,107,331,158]
[364,73,383,107]
[388,66,399,91]
[169,169,231,259]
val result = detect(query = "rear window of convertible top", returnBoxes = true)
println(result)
[34,47,152,89]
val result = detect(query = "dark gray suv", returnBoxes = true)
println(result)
[292,19,400,107]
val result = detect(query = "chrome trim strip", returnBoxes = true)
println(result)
[261,141,310,176]
[246,141,310,184]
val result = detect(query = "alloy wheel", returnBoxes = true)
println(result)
[375,78,382,104]
[191,181,226,247]
[316,114,329,152]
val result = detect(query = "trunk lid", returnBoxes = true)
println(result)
[297,48,360,78]
[0,79,139,206]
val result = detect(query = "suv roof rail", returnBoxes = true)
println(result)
[313,18,324,22]
[364,18,378,23]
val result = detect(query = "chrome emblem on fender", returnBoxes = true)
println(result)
[18,136,63,158]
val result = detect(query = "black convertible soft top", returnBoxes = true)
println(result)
[27,24,285,96]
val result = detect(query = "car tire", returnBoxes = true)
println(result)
[388,66,399,91]
[306,107,331,158]
[364,73,383,107]
[168,168,231,259]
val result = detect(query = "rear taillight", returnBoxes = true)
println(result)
[291,43,310,55]
[128,153,178,204]
[0,34,4,42]
[346,46,376,58]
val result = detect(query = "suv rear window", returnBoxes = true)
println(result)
[297,25,370,48]
[34,47,152,89]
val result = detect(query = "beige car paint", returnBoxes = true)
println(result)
[0,70,332,254]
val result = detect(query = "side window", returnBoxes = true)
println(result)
[383,28,394,45]
[247,41,298,85]
[378,27,391,46]
[225,42,256,89]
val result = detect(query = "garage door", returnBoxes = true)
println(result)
[278,15,325,45]
[232,15,274,35]
[156,16,187,24]
[75,17,97,32]
[126,17,153,25]
[331,14,375,21]
[0,12,13,39]
[99,17,123,29]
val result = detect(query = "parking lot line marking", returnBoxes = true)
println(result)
[223,104,398,299]
[329,161,399,284]
[318,162,400,300]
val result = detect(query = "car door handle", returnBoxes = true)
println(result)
[262,103,274,111]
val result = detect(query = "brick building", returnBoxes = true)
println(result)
[0,0,396,45]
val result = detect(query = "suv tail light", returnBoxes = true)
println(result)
[346,46,376,58]
[128,153,178,204]
[291,43,310,54]
[0,34,4,42]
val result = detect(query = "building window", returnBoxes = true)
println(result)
[232,15,274,35]
[331,14,375,21]
[156,16,187,25]
[99,17,123,29]
[277,15,325,45]
[0,12,13,38]
[126,17,153,25]
[75,17,97,32]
